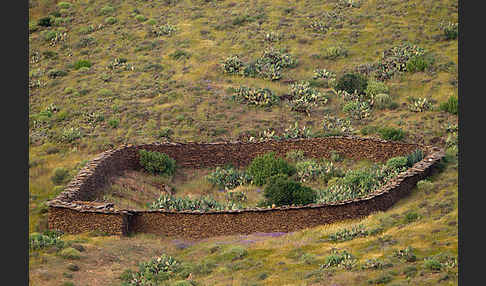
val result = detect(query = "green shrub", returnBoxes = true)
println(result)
[343,101,372,120]
[247,152,296,186]
[107,118,119,128]
[424,258,442,271]
[378,127,405,141]
[374,43,426,80]
[441,22,458,40]
[98,88,113,97]
[57,2,72,9]
[417,179,434,192]
[321,249,356,270]
[105,17,117,25]
[405,212,420,223]
[29,231,65,251]
[336,73,368,95]
[29,21,39,32]
[38,16,52,27]
[364,80,388,99]
[440,95,458,115]
[139,150,176,176]
[386,156,408,171]
[406,149,424,167]
[406,55,433,72]
[73,60,92,70]
[100,5,115,15]
[51,167,70,185]
[264,174,317,206]
[121,254,182,285]
[47,69,68,78]
[60,247,81,260]
[135,15,147,22]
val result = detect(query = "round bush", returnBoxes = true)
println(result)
[51,167,70,185]
[247,152,296,186]
[264,174,317,206]
[378,127,405,141]
[105,17,117,25]
[374,93,392,109]
[139,150,176,176]
[73,60,92,70]
[336,73,368,95]
[60,247,81,260]
[37,17,52,27]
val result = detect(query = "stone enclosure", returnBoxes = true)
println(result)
[47,137,444,239]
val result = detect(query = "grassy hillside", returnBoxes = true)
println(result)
[28,0,458,285]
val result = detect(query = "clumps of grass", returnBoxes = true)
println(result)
[149,194,241,211]
[327,224,369,242]
[440,95,458,115]
[321,115,354,135]
[288,81,328,114]
[105,16,117,25]
[29,231,65,251]
[60,127,82,143]
[374,93,396,110]
[151,23,177,36]
[206,167,251,190]
[263,174,317,207]
[73,60,92,70]
[222,47,297,81]
[121,254,182,285]
[60,247,81,260]
[51,167,70,185]
[247,152,296,186]
[378,127,405,141]
[107,58,134,71]
[139,150,176,176]
[406,55,434,73]
[100,5,115,15]
[417,179,434,192]
[321,249,357,270]
[393,246,417,262]
[361,258,393,270]
[424,253,457,271]
[57,2,72,9]
[404,212,420,223]
[47,69,68,78]
[231,86,278,107]
[440,22,458,40]
[170,50,191,60]
[386,156,408,171]
[406,149,424,167]
[367,275,392,285]
[322,46,348,60]
[108,118,120,128]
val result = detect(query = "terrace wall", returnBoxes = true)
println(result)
[47,137,443,238]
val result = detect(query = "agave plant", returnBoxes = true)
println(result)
[408,97,432,112]
[282,122,313,139]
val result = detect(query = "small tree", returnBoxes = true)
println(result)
[247,152,296,186]
[264,174,317,206]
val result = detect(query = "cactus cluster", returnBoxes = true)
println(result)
[107,58,135,71]
[375,43,426,80]
[151,23,177,36]
[322,114,354,134]
[206,167,251,191]
[149,194,241,211]
[232,86,279,107]
[408,97,432,112]
[288,81,328,114]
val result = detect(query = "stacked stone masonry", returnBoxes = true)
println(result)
[47,137,444,239]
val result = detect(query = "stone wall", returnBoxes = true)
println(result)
[46,137,443,238]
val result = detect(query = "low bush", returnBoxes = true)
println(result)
[336,73,368,95]
[100,5,115,15]
[417,179,434,192]
[29,231,65,251]
[247,152,296,186]
[328,225,369,242]
[57,2,72,9]
[206,167,251,190]
[51,167,70,185]
[121,254,182,285]
[378,127,405,141]
[47,69,67,78]
[393,246,417,262]
[232,86,278,107]
[441,22,458,40]
[364,80,388,99]
[440,95,458,115]
[424,258,442,271]
[170,50,191,60]
[139,150,176,176]
[108,118,119,128]
[73,60,92,70]
[105,17,117,25]
[322,46,348,60]
[321,249,356,270]
[406,55,433,72]
[263,174,317,206]
[373,93,394,109]
[386,156,408,171]
[60,247,81,260]
[38,17,52,27]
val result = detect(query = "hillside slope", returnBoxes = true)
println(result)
[29,0,458,285]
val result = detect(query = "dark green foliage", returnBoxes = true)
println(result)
[406,149,424,167]
[47,69,68,78]
[51,167,70,185]
[424,258,443,271]
[405,212,419,223]
[247,152,296,186]
[440,95,458,115]
[263,174,317,206]
[335,73,368,95]
[378,127,405,141]
[73,60,92,70]
[38,17,52,27]
[139,150,176,176]
[386,156,408,171]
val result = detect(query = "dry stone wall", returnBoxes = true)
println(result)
[47,137,444,238]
